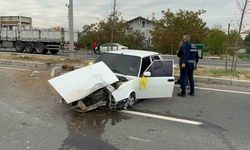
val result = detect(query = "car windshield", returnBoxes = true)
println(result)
[96,53,141,76]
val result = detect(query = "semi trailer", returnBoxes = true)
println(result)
[0,16,78,54]
[0,28,78,54]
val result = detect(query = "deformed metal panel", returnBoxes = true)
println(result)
[48,62,119,104]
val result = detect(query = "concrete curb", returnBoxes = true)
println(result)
[161,54,231,60]
[174,75,250,88]
[0,59,49,71]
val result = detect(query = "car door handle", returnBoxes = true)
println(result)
[168,79,175,82]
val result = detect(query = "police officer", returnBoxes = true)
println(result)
[177,35,199,97]
[187,42,199,96]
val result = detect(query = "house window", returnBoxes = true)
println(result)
[142,21,145,27]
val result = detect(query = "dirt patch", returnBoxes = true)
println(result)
[0,52,92,67]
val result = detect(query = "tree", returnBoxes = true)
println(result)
[231,0,250,71]
[203,29,227,55]
[79,23,99,49]
[79,14,144,50]
[245,32,250,41]
[226,29,241,56]
[151,9,208,54]
[243,32,250,52]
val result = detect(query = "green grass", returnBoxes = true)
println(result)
[239,53,250,61]
[209,69,241,77]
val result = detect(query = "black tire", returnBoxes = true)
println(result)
[43,49,49,54]
[95,49,101,55]
[49,50,59,54]
[14,41,24,52]
[24,42,35,53]
[35,43,45,54]
[127,92,136,107]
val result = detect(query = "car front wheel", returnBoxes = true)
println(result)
[127,92,136,107]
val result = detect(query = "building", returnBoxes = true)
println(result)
[127,16,154,47]
[241,29,250,39]
[0,16,32,30]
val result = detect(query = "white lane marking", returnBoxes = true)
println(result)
[127,136,151,142]
[120,110,203,126]
[196,87,250,95]
[175,85,250,95]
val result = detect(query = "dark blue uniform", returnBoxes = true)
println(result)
[179,42,199,96]
[187,44,199,95]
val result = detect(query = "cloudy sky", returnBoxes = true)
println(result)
[0,0,249,31]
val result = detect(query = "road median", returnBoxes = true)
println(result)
[174,75,250,88]
[1,58,249,88]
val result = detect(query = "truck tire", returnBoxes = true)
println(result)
[43,49,49,54]
[35,43,45,54]
[24,42,35,53]
[49,50,59,54]
[14,41,24,52]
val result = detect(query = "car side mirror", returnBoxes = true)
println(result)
[143,71,151,77]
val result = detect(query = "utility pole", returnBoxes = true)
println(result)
[110,0,117,50]
[226,23,230,71]
[67,0,74,51]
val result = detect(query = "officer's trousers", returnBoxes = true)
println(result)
[180,64,195,94]
[187,65,195,94]
[180,67,187,94]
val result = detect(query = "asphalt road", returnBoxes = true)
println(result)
[0,65,250,150]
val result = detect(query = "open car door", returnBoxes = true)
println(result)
[137,60,175,99]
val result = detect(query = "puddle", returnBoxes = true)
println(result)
[60,109,130,150]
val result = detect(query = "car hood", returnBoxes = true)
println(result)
[48,62,119,104]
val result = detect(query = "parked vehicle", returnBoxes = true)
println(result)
[49,50,175,112]
[0,28,78,54]
[99,43,128,53]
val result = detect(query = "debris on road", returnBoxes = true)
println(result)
[30,71,40,77]
[50,67,61,77]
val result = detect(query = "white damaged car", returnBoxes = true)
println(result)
[49,50,175,112]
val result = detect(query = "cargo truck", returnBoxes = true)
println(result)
[0,16,78,54]
[0,28,78,54]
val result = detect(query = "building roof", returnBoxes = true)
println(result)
[107,49,159,58]
[241,29,250,34]
[0,16,32,27]
[127,16,152,23]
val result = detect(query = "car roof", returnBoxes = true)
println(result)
[101,43,121,45]
[106,49,160,58]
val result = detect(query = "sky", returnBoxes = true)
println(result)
[0,0,249,31]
